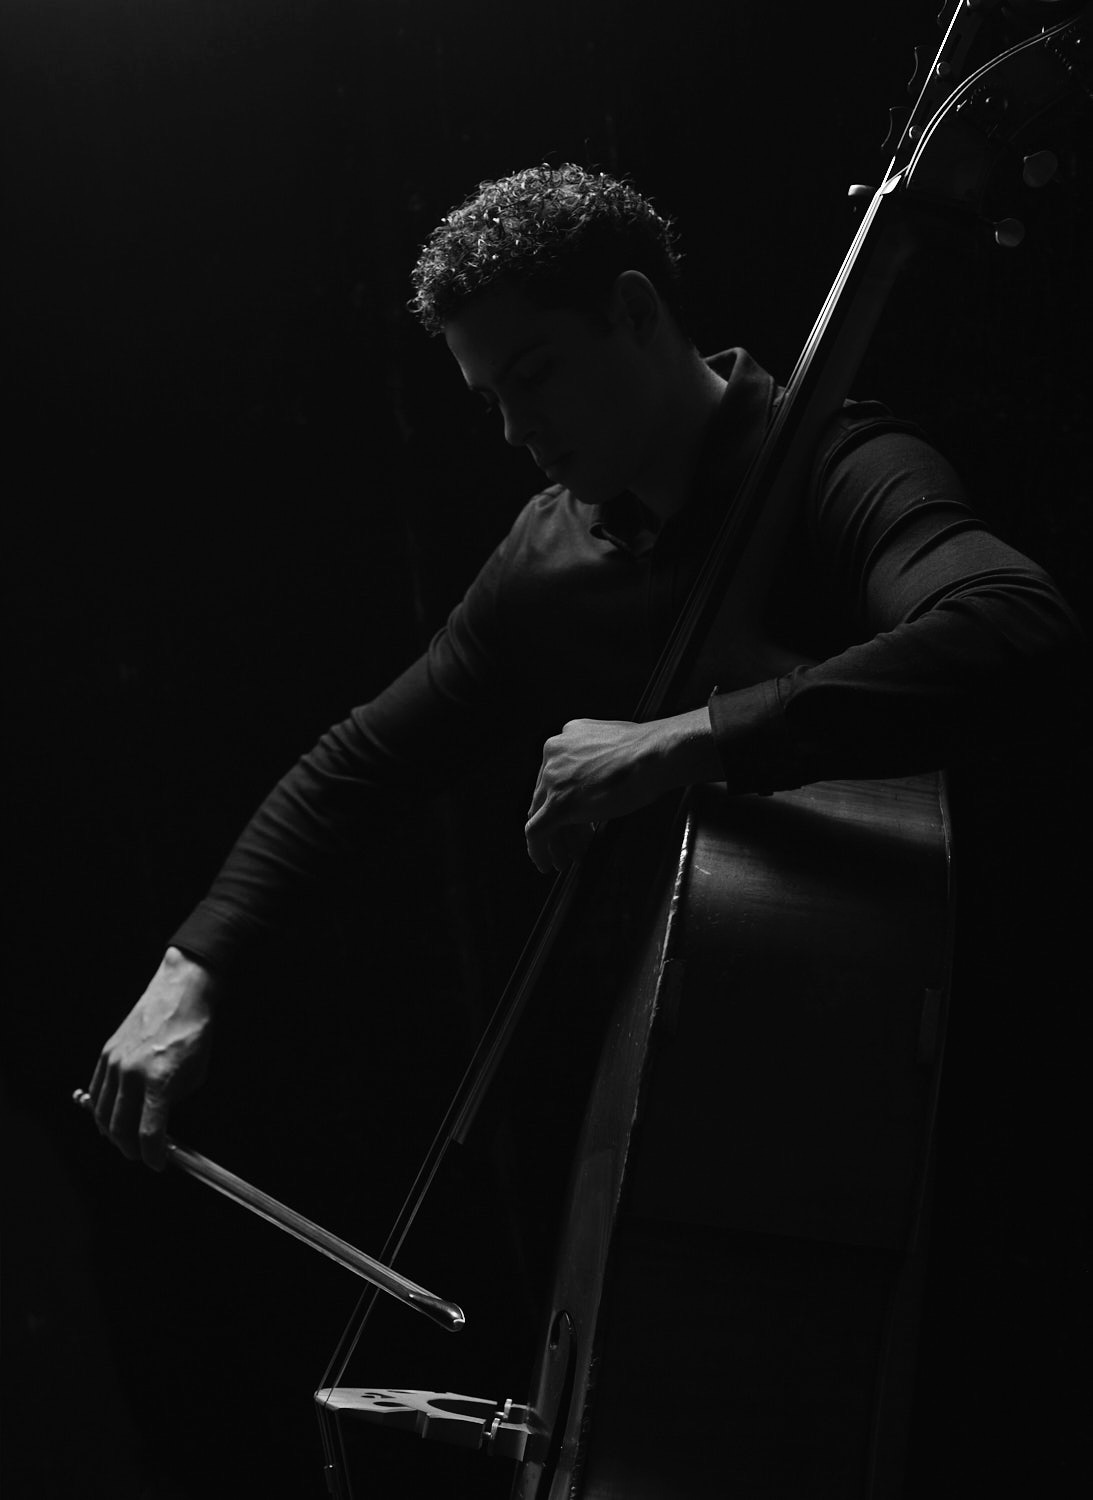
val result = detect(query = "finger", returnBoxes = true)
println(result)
[567,823,595,862]
[527,764,549,820]
[107,1075,143,1162]
[92,1065,119,1136]
[138,1089,171,1172]
[525,816,552,874]
[546,824,594,872]
[88,1051,106,1108]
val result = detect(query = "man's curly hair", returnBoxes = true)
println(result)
[409,163,685,335]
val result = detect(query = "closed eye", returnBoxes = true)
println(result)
[514,357,553,388]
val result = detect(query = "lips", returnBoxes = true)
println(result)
[538,452,571,477]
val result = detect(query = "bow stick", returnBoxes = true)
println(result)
[71,1089,465,1334]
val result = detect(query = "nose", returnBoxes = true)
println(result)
[499,395,536,450]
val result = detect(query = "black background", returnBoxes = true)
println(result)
[3,3,1089,1497]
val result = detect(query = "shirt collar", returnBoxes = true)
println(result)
[588,348,778,556]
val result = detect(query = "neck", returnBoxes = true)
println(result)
[631,350,727,522]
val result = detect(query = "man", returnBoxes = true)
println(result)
[87,162,1078,1170]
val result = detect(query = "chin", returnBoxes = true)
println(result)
[563,469,617,506]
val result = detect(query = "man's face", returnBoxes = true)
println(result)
[444,281,659,506]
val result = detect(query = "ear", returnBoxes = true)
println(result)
[609,270,661,345]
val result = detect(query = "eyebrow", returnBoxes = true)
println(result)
[466,341,550,395]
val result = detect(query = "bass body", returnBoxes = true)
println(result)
[319,768,953,1500]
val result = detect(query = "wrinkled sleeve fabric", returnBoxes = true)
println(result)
[171,534,527,977]
[707,423,1082,792]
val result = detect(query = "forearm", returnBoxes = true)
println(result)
[707,580,1083,792]
[648,705,725,793]
[170,716,414,975]
[704,424,1086,791]
[170,629,523,974]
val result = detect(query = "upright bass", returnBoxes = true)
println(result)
[313,5,1088,1497]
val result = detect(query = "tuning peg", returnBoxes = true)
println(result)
[993,217,1025,248]
[1022,150,1060,188]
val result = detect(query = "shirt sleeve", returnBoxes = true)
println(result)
[170,534,525,977]
[707,424,1082,792]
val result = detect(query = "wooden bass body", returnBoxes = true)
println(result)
[318,768,953,1499]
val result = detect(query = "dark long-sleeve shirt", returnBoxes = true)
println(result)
[172,349,1078,976]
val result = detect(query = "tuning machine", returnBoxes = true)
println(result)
[991,216,1026,247]
[990,146,1066,246]
[1021,149,1060,188]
